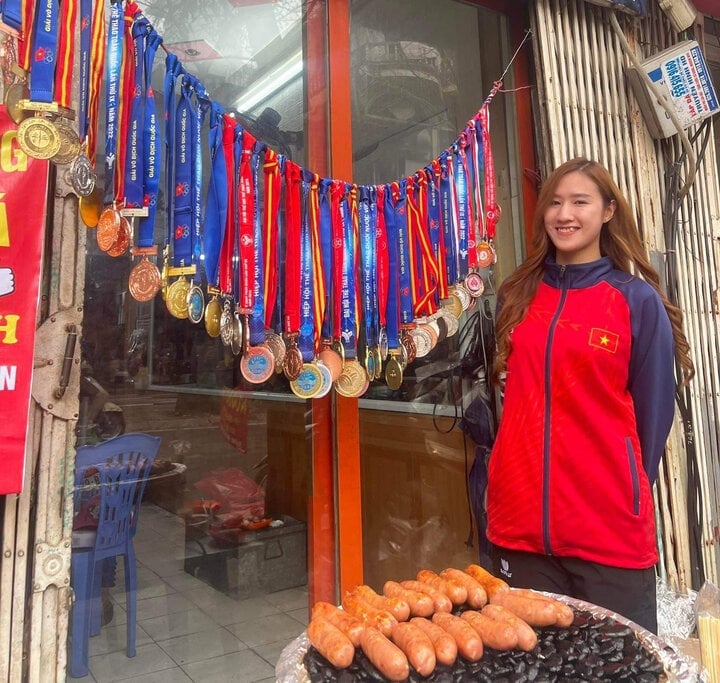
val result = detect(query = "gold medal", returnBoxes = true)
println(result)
[443,293,464,319]
[79,185,103,228]
[204,296,222,338]
[283,341,304,381]
[106,216,131,257]
[334,358,368,398]
[385,352,404,390]
[128,257,162,302]
[97,207,121,252]
[17,116,61,160]
[290,362,324,399]
[371,347,383,380]
[166,278,190,319]
[52,121,81,165]
[5,82,29,125]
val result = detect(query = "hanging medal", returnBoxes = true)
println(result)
[289,174,324,399]
[477,105,500,266]
[333,185,367,398]
[316,178,343,382]
[381,183,403,389]
[201,103,229,337]
[263,149,286,372]
[281,160,304,380]
[358,185,379,381]
[239,141,276,383]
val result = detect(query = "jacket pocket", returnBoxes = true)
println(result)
[625,437,640,516]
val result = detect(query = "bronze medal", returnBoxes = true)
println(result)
[477,240,496,268]
[290,362,324,399]
[69,152,96,197]
[385,353,404,390]
[5,82,29,125]
[204,296,222,337]
[219,301,234,346]
[128,257,162,302]
[106,216,131,257]
[166,278,190,319]
[283,342,304,381]
[52,121,81,165]
[17,116,61,160]
[97,207,121,252]
[79,185,103,228]
[265,331,286,372]
[464,271,485,297]
[240,345,275,384]
[318,342,343,381]
[186,285,205,324]
[401,331,417,365]
[334,358,368,398]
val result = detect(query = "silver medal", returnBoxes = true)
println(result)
[69,153,96,197]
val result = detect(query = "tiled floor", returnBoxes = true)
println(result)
[68,505,308,682]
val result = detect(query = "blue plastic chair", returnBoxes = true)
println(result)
[69,433,161,678]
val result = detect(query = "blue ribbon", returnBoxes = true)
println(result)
[124,16,148,209]
[383,184,400,350]
[250,144,265,345]
[29,0,59,103]
[358,185,378,349]
[318,178,334,342]
[2,0,22,31]
[453,145,470,276]
[394,179,413,325]
[202,102,226,287]
[339,185,356,359]
[171,77,193,267]
[163,53,182,250]
[190,77,208,279]
[439,152,457,285]
[77,0,92,142]
[425,166,442,305]
[298,174,315,360]
[137,29,162,247]
[103,0,124,204]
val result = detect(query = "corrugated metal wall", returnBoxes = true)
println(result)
[530,0,720,591]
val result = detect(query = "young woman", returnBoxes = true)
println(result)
[486,158,693,633]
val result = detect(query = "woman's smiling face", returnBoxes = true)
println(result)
[544,171,616,265]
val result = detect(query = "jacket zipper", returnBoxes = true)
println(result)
[542,265,567,554]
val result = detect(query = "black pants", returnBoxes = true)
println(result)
[490,545,657,634]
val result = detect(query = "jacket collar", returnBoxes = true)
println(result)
[542,256,614,289]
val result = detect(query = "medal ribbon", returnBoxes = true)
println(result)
[453,143,471,277]
[358,185,377,350]
[478,106,499,240]
[249,143,265,345]
[309,174,325,351]
[171,76,193,267]
[217,115,236,295]
[340,185,358,359]
[457,136,478,271]
[28,0,59,103]
[468,119,486,241]
[54,0,76,109]
[202,102,226,288]
[190,76,208,277]
[237,129,256,312]
[318,178,334,342]
[438,153,457,287]
[2,0,22,31]
[425,162,446,300]
[330,180,344,344]
[124,14,147,209]
[137,28,161,247]
[263,147,281,330]
[382,184,400,350]
[115,2,139,202]
[77,0,92,143]
[102,0,123,205]
[86,0,105,165]
[410,174,439,316]
[392,180,413,326]
[283,161,303,336]
[18,0,37,72]
[375,184,389,334]
[298,175,315,361]
[272,154,286,333]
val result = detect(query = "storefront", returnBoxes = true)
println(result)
[1,0,719,681]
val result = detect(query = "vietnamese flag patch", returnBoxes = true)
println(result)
[588,328,619,353]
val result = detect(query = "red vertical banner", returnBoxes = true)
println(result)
[0,106,49,495]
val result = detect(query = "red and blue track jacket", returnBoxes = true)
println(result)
[486,257,676,569]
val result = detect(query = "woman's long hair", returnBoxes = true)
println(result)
[493,157,694,387]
